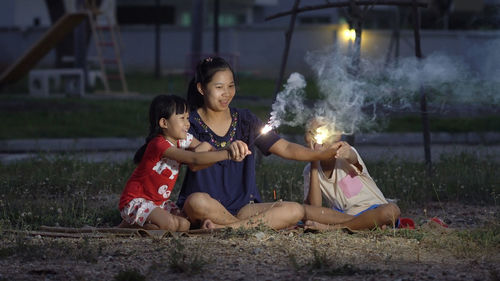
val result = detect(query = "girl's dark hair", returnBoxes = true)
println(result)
[133,94,188,164]
[186,56,235,111]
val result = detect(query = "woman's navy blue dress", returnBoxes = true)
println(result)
[177,107,280,215]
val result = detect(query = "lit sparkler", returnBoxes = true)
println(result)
[314,125,330,145]
[312,122,342,145]
[248,123,274,147]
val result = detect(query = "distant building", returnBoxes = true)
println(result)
[0,0,499,78]
[1,0,498,30]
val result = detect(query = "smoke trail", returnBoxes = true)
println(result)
[268,72,310,129]
[304,45,499,134]
[267,39,499,135]
[306,48,380,134]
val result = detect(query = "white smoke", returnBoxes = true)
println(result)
[267,42,499,134]
[305,45,499,134]
[268,72,310,129]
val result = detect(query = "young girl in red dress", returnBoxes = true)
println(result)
[118,95,249,231]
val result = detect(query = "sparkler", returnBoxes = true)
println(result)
[313,125,330,145]
[248,124,273,148]
[312,122,343,145]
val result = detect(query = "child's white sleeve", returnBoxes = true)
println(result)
[178,133,194,149]
[302,164,311,202]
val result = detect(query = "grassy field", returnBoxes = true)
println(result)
[0,153,497,230]
[1,72,499,279]
[0,153,498,280]
[0,94,499,139]
[2,73,499,139]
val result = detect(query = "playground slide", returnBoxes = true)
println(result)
[0,12,87,85]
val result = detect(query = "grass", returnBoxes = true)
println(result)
[0,95,150,139]
[256,153,500,210]
[114,269,146,281]
[0,94,498,139]
[0,157,133,229]
[0,232,103,263]
[0,153,497,231]
[289,248,362,276]
[0,72,320,99]
[166,238,208,275]
[2,73,498,139]
[386,115,500,133]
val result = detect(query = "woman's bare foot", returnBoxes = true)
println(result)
[142,223,160,230]
[304,220,340,231]
[201,219,225,229]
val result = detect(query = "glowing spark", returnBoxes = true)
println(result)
[314,126,329,145]
[261,124,272,135]
[248,123,274,147]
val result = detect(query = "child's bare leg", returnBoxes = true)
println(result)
[146,208,191,231]
[338,203,401,230]
[225,201,304,230]
[117,220,134,228]
[182,192,240,226]
[302,204,354,225]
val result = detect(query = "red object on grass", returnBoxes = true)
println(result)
[399,217,415,229]
[430,217,448,228]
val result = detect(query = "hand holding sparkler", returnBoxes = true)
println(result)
[318,142,344,160]
[226,140,252,162]
[304,119,345,161]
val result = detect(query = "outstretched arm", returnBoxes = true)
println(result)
[183,140,251,171]
[268,139,340,161]
[187,141,216,171]
[164,145,231,165]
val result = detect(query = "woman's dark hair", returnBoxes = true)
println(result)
[186,56,235,111]
[133,94,188,164]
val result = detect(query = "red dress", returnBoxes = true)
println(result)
[119,134,192,210]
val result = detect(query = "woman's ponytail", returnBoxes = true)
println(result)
[186,77,204,111]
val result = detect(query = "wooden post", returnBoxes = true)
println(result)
[385,7,401,68]
[74,0,88,90]
[273,0,300,101]
[154,0,161,79]
[191,0,204,73]
[412,0,432,172]
[213,0,219,55]
[345,0,364,145]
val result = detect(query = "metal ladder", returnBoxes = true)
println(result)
[86,0,128,94]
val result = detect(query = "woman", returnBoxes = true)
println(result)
[178,57,339,230]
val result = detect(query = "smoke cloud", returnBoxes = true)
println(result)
[267,42,499,135]
[268,72,310,129]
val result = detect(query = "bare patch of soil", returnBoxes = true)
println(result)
[1,202,498,281]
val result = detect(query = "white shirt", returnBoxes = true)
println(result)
[303,147,387,216]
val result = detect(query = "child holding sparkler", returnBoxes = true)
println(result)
[118,95,248,231]
[302,117,401,231]
[177,57,341,230]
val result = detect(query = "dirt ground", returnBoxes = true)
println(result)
[0,202,499,281]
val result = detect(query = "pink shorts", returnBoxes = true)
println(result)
[120,198,179,227]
